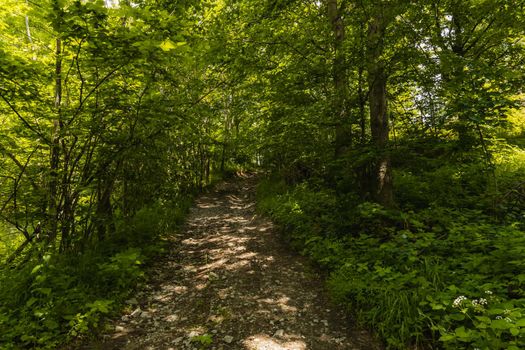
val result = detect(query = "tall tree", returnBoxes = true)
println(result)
[366,2,394,206]
[328,0,350,156]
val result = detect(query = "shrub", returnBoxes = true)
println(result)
[0,196,192,349]
[258,174,525,349]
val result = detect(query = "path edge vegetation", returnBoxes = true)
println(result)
[0,189,193,349]
[256,169,525,350]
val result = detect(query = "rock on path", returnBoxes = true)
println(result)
[86,175,380,350]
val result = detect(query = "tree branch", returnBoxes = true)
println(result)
[67,64,125,126]
[0,93,50,144]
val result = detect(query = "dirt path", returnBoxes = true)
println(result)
[91,175,379,350]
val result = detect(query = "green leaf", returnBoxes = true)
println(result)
[26,297,38,307]
[475,316,491,324]
[515,318,525,327]
[455,326,469,339]
[491,319,512,329]
[31,264,43,274]
[439,333,456,342]
[430,303,445,310]
[44,319,59,330]
[87,299,113,313]
[449,313,465,321]
[509,310,522,319]
[160,39,176,51]
[160,39,186,51]
[487,308,504,315]
[34,287,52,296]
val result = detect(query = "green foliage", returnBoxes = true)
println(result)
[68,299,114,338]
[97,248,143,290]
[1,0,525,348]
[0,198,190,349]
[432,290,525,350]
[191,333,213,349]
[0,251,134,348]
[258,154,525,349]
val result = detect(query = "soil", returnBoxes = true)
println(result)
[84,174,381,350]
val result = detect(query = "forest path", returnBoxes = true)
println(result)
[91,175,379,350]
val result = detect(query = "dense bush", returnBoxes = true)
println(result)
[0,198,191,349]
[257,162,525,349]
[0,251,139,349]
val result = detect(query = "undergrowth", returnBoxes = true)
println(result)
[257,150,525,349]
[0,196,192,349]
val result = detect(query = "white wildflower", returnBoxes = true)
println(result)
[478,298,488,305]
[453,296,467,308]
[496,316,503,320]
[484,290,493,295]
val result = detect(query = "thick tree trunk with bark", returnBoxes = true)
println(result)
[367,13,394,207]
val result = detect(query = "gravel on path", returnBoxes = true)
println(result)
[85,175,381,350]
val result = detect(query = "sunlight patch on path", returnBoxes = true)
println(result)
[244,334,307,350]
[88,176,380,350]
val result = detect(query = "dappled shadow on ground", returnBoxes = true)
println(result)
[89,176,379,350]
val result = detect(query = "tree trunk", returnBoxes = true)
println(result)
[24,1,37,60]
[358,65,366,143]
[48,37,62,244]
[434,6,473,149]
[206,156,211,184]
[327,0,350,157]
[367,12,394,207]
[95,180,113,242]
[220,101,231,174]
[220,143,226,173]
